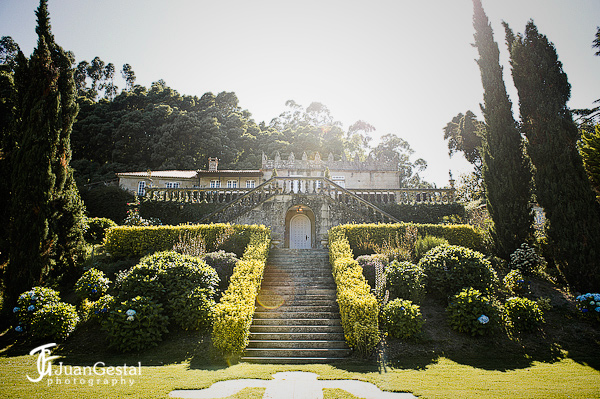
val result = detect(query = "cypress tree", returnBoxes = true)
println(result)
[506,21,600,291]
[5,0,85,308]
[471,0,533,258]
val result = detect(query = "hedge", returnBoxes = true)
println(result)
[336,222,485,256]
[139,201,220,226]
[329,227,380,354]
[211,225,270,357]
[379,202,466,224]
[104,223,254,258]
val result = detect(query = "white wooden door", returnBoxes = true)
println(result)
[290,214,311,249]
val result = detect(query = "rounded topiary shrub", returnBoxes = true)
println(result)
[446,288,496,336]
[102,296,169,352]
[30,302,79,340]
[386,260,426,304]
[75,268,110,301]
[202,250,239,291]
[509,243,543,275]
[14,287,61,329]
[356,254,387,288]
[503,269,530,296]
[380,298,424,340]
[168,287,215,331]
[414,235,448,261]
[117,263,166,302]
[503,296,544,333]
[84,217,118,243]
[159,252,219,295]
[418,244,498,299]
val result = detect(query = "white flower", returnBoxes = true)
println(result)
[477,315,489,324]
[127,316,135,321]
[126,309,137,317]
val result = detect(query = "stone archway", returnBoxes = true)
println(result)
[285,205,315,249]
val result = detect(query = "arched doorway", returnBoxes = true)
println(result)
[290,214,311,249]
[285,205,315,249]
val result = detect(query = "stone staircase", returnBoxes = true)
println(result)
[242,248,350,363]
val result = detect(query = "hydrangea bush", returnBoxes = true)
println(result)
[30,302,79,340]
[380,298,424,340]
[509,243,543,275]
[75,268,110,301]
[14,287,61,329]
[386,260,426,304]
[102,296,169,352]
[418,244,498,299]
[575,293,600,321]
[90,294,116,322]
[503,269,530,296]
[168,287,215,331]
[446,288,496,336]
[503,296,545,333]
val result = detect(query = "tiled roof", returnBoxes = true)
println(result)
[116,170,198,179]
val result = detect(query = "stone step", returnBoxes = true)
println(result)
[240,356,347,364]
[251,318,341,326]
[260,279,335,286]
[243,348,351,358]
[255,305,339,313]
[253,311,340,319]
[256,293,337,301]
[249,332,345,341]
[250,324,344,333]
[247,340,348,349]
[256,299,336,308]
[257,287,337,295]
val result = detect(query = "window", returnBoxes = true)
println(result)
[210,180,221,188]
[227,180,238,188]
[246,180,256,189]
[165,182,180,188]
[137,181,146,196]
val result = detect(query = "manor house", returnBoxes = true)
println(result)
[117,153,455,249]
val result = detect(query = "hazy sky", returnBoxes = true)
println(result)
[1,0,599,186]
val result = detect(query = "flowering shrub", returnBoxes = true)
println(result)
[509,243,543,275]
[380,298,424,339]
[168,287,215,331]
[386,261,426,304]
[117,263,166,302]
[503,296,544,333]
[75,268,110,301]
[90,294,116,322]
[356,254,387,288]
[30,302,79,340]
[202,250,239,292]
[102,296,169,352]
[446,288,496,336]
[419,244,498,299]
[14,287,61,329]
[575,293,600,321]
[503,269,530,295]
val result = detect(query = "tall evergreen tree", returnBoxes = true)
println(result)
[471,0,533,258]
[4,0,85,308]
[506,21,600,291]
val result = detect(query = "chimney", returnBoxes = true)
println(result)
[208,157,218,171]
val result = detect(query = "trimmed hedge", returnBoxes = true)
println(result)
[329,227,380,355]
[337,222,485,257]
[104,223,254,258]
[211,225,270,357]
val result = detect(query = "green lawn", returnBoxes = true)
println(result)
[1,352,599,398]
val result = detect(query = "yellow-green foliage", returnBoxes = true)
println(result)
[338,222,484,256]
[211,226,270,356]
[104,223,252,258]
[328,228,379,353]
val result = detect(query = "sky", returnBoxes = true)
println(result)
[1,0,599,187]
